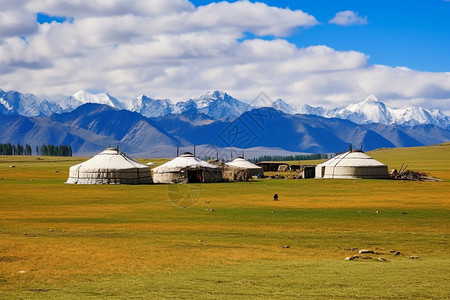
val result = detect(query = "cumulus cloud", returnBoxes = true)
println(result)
[329,10,368,26]
[25,0,195,18]
[189,1,318,36]
[0,1,449,114]
[0,4,38,38]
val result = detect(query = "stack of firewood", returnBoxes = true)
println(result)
[390,163,441,182]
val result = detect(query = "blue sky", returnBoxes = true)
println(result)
[1,0,449,113]
[191,0,450,72]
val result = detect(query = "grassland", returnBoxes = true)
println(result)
[0,144,449,299]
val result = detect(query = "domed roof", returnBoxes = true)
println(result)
[319,151,387,168]
[69,147,149,172]
[66,147,151,184]
[226,158,263,170]
[152,153,218,173]
[316,150,389,179]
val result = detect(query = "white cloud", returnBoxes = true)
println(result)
[189,1,318,37]
[0,1,449,114]
[329,10,368,26]
[25,0,195,18]
[0,7,37,38]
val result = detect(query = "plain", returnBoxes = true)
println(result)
[0,143,449,299]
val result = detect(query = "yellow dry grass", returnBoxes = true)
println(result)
[0,144,449,297]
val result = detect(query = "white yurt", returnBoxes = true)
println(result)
[152,152,222,184]
[226,157,264,178]
[66,147,152,184]
[315,149,389,179]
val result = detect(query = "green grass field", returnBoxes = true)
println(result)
[1,144,449,299]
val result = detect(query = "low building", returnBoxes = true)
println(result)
[207,159,249,182]
[315,149,389,179]
[152,152,222,184]
[256,161,289,172]
[300,165,316,178]
[66,147,152,184]
[226,157,264,178]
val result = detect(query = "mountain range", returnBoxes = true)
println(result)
[271,95,450,129]
[1,88,449,129]
[1,102,449,157]
[1,88,449,157]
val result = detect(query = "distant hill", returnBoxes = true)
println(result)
[0,89,62,116]
[1,88,449,129]
[368,142,450,180]
[153,107,449,154]
[126,90,252,119]
[0,104,182,156]
[1,101,449,157]
[272,95,450,129]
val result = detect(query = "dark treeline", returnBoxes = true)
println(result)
[0,143,32,155]
[248,153,329,164]
[0,143,72,157]
[39,144,72,157]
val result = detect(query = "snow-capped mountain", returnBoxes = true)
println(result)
[389,106,448,127]
[271,99,327,116]
[0,89,127,116]
[0,89,62,116]
[299,104,327,116]
[333,95,450,128]
[271,99,298,115]
[127,90,252,119]
[1,88,449,129]
[183,90,252,119]
[65,90,125,110]
[2,89,450,156]
[3,104,448,156]
[272,95,450,129]
[125,95,175,118]
[329,95,392,124]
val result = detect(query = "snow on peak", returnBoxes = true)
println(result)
[339,95,391,124]
[0,96,13,111]
[271,99,329,116]
[204,90,227,100]
[278,95,449,128]
[362,95,380,104]
[192,90,229,108]
[299,104,326,116]
[187,90,252,119]
[341,96,448,127]
[136,94,146,101]
[72,90,124,109]
[0,89,62,116]
[2,88,449,129]
[72,90,93,102]
[126,94,174,118]
[390,106,436,127]
[346,95,385,111]
[271,99,299,114]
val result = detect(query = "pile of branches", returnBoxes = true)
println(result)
[207,159,250,182]
[390,164,441,182]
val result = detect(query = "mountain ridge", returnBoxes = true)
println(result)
[1,88,449,129]
[272,95,450,129]
[1,104,449,157]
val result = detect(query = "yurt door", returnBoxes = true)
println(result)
[188,170,203,183]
